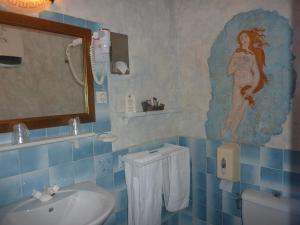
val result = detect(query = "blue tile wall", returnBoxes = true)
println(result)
[240,144,260,165]
[115,209,128,225]
[240,164,260,185]
[240,182,259,192]
[222,192,240,217]
[0,176,22,206]
[19,146,49,173]
[115,188,128,212]
[0,151,20,178]
[178,212,193,225]
[21,169,49,198]
[0,133,11,143]
[207,157,217,175]
[47,125,69,137]
[114,170,126,190]
[178,136,300,225]
[49,162,74,187]
[207,189,222,210]
[96,174,114,190]
[94,141,112,156]
[260,167,283,191]
[30,128,46,139]
[194,188,206,206]
[195,171,206,191]
[193,203,206,221]
[73,138,93,161]
[260,147,283,170]
[113,148,129,173]
[206,207,222,225]
[48,142,72,166]
[74,157,95,183]
[94,153,114,179]
[180,136,206,172]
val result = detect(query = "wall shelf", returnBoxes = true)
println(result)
[115,109,183,121]
[0,132,96,152]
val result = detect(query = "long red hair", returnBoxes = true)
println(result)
[236,28,269,94]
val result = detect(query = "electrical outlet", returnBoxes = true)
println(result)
[96,91,107,104]
[117,155,125,171]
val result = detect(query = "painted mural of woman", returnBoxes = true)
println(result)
[221,28,269,141]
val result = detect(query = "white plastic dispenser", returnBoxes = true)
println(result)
[217,143,240,181]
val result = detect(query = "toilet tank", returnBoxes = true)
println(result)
[242,189,300,225]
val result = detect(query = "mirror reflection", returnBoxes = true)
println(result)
[110,32,130,75]
[0,24,85,120]
[0,11,95,133]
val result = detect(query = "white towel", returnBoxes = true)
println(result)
[161,146,190,212]
[124,152,163,225]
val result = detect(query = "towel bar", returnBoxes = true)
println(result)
[121,144,189,168]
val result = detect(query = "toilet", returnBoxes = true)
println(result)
[242,189,300,225]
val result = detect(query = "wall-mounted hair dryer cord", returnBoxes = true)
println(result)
[65,39,84,86]
[89,38,105,85]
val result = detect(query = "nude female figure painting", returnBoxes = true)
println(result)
[221,28,269,141]
[206,9,295,145]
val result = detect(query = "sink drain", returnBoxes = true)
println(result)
[48,207,54,213]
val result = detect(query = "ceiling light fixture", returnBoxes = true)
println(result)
[1,0,55,13]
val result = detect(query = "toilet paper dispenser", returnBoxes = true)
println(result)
[217,143,240,181]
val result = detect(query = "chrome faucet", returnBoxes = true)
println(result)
[32,185,60,202]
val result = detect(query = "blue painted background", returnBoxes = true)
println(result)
[206,9,296,145]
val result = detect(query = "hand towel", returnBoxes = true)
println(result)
[161,146,190,212]
[124,151,163,225]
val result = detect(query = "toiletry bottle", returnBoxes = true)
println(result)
[125,94,136,113]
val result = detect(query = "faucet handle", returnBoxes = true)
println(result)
[32,189,53,202]
[47,185,60,196]
[53,185,60,192]
[51,185,60,194]
[32,190,42,199]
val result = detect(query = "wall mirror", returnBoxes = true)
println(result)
[110,32,130,75]
[0,11,95,133]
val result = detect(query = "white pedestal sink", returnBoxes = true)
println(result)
[0,182,115,225]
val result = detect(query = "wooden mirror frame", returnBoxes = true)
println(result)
[0,11,95,133]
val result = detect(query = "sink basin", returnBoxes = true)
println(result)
[0,182,115,225]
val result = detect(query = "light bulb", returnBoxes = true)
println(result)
[1,0,54,13]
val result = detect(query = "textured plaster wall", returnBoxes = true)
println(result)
[47,0,182,150]
[174,0,300,150]
[3,0,298,150]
